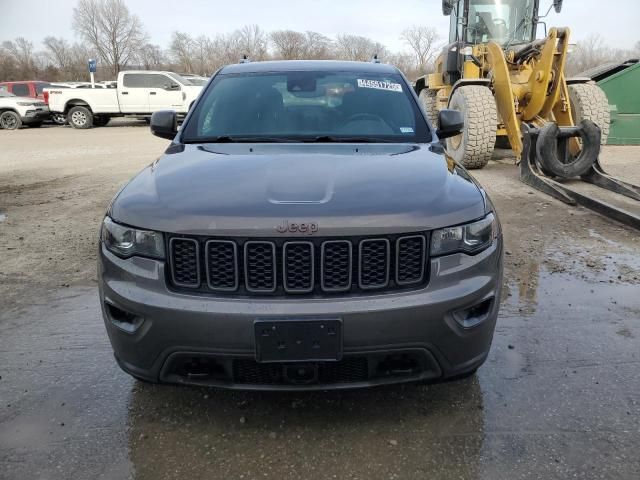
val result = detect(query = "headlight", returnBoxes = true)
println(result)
[431,213,496,256]
[101,216,165,259]
[17,101,36,106]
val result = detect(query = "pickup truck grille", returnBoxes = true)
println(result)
[168,233,429,296]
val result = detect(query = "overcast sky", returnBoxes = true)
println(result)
[1,0,638,53]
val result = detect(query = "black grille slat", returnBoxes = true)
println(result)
[168,233,428,296]
[170,238,199,287]
[205,240,238,291]
[321,241,352,292]
[396,236,426,285]
[244,241,276,292]
[359,239,390,289]
[283,242,314,293]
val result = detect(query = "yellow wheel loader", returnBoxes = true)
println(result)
[415,0,640,229]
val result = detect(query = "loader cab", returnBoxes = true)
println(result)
[445,0,541,46]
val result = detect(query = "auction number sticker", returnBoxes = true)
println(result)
[357,79,403,92]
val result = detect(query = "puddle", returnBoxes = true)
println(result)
[0,213,5,222]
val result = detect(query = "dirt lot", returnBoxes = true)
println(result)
[1,122,639,479]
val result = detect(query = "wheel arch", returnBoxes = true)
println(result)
[64,99,92,113]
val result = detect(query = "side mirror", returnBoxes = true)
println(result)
[436,109,464,139]
[442,0,455,15]
[165,83,180,91]
[150,110,177,140]
[553,0,563,12]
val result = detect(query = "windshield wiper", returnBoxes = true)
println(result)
[303,135,394,143]
[184,136,298,144]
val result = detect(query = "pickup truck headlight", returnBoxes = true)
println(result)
[101,216,165,259]
[430,213,496,256]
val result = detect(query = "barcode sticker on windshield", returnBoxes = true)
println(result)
[357,79,403,92]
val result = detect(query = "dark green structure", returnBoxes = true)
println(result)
[582,59,640,145]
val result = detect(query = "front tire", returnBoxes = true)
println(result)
[568,83,610,145]
[67,106,93,129]
[0,111,22,130]
[446,85,497,170]
[418,89,439,129]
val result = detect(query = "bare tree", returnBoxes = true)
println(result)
[72,0,148,75]
[334,34,386,62]
[44,36,73,71]
[271,30,307,59]
[2,37,37,78]
[169,31,195,73]
[237,25,268,60]
[134,43,164,70]
[401,26,440,75]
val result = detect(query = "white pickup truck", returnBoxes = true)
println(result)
[44,71,204,129]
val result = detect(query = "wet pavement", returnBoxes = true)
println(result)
[1,243,639,480]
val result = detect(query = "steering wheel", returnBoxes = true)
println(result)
[345,113,384,123]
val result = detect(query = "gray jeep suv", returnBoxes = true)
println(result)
[98,60,503,390]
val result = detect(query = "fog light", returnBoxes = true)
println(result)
[105,302,144,333]
[453,298,493,328]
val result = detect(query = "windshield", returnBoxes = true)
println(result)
[466,0,536,45]
[167,72,193,86]
[182,70,430,143]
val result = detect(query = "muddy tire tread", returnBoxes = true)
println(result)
[418,88,439,128]
[568,83,610,145]
[446,86,497,170]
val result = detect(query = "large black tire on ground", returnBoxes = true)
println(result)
[0,111,22,130]
[536,119,601,178]
[446,85,497,170]
[568,83,610,145]
[418,89,439,128]
[67,106,93,129]
[93,116,110,127]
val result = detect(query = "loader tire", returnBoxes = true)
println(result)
[568,83,610,145]
[418,88,439,128]
[446,86,497,170]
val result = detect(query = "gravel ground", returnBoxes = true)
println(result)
[1,122,639,479]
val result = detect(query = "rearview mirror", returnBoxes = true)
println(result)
[442,0,455,15]
[150,110,177,140]
[553,0,563,13]
[436,109,464,139]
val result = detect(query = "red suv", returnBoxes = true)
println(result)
[0,81,50,99]
[0,81,68,124]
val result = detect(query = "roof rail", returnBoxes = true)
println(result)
[239,55,251,64]
[371,54,381,64]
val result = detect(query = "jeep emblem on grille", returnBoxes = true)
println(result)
[276,220,319,235]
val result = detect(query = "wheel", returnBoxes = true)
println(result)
[51,113,67,125]
[418,88,439,128]
[568,83,610,145]
[446,85,497,170]
[0,111,22,130]
[67,106,93,129]
[93,116,110,127]
[28,122,42,128]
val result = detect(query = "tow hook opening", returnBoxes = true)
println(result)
[453,297,494,329]
[104,302,144,333]
[376,353,420,376]
[178,357,227,381]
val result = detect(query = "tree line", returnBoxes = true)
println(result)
[0,0,638,84]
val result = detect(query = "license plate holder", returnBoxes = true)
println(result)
[254,318,342,363]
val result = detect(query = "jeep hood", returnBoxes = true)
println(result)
[110,143,487,236]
